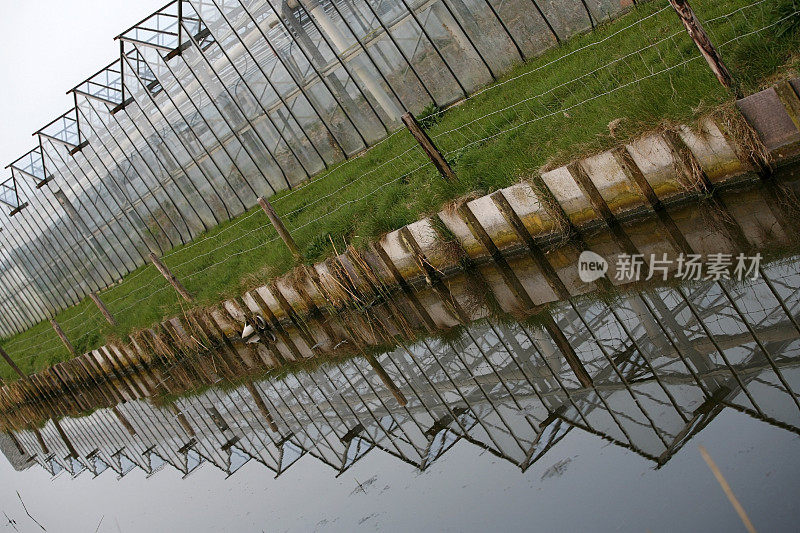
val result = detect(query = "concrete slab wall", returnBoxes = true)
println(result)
[3,79,800,426]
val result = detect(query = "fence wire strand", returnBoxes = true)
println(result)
[1,0,796,376]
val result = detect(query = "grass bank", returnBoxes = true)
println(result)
[1,0,798,381]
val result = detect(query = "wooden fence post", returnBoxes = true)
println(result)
[149,252,194,302]
[542,315,594,389]
[52,418,79,458]
[258,197,302,263]
[111,406,137,436]
[89,292,117,326]
[34,428,49,454]
[0,345,25,379]
[0,345,75,457]
[246,382,280,432]
[668,0,740,97]
[365,353,408,406]
[401,112,456,182]
[50,319,77,356]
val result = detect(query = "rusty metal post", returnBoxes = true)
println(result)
[149,252,194,302]
[50,319,77,356]
[668,0,740,97]
[258,197,302,263]
[401,112,456,181]
[89,292,117,326]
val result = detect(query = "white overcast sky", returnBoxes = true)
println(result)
[0,0,166,170]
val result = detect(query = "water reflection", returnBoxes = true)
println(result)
[4,257,799,481]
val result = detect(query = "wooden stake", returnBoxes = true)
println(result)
[52,418,79,458]
[668,0,740,97]
[6,431,24,455]
[543,315,594,388]
[0,345,25,379]
[365,353,408,406]
[149,252,194,302]
[50,319,76,356]
[111,406,137,436]
[258,197,302,263]
[0,346,51,455]
[401,112,457,181]
[170,405,196,437]
[89,292,117,326]
[245,382,280,432]
[33,428,49,454]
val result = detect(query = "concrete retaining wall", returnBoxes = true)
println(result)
[2,78,800,429]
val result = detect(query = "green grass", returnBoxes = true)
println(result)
[1,0,798,381]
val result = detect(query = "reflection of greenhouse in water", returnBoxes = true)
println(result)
[4,259,799,480]
[0,0,633,335]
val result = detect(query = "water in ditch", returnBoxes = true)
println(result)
[2,173,800,531]
[1,254,799,531]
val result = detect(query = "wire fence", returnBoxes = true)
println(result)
[0,0,797,374]
[0,0,640,337]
